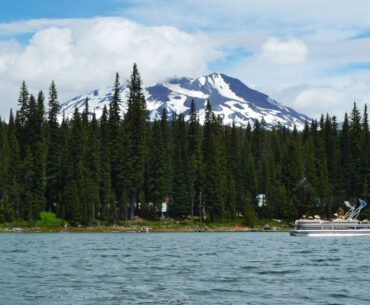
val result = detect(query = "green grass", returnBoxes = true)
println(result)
[35,212,64,227]
[11,219,30,227]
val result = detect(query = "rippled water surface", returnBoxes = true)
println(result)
[1,232,370,305]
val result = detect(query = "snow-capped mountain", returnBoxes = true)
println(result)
[60,73,310,129]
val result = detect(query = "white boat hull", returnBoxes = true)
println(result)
[290,229,370,237]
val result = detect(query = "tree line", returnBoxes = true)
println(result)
[0,64,369,225]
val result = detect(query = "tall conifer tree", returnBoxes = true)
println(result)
[46,81,60,212]
[123,64,148,219]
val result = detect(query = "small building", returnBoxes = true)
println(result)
[161,202,168,213]
[256,194,266,208]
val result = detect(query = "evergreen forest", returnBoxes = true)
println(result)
[0,64,369,225]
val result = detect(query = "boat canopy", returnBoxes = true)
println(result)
[344,198,368,220]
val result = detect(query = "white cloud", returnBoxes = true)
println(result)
[0,41,19,73]
[263,79,370,120]
[11,27,74,80]
[261,37,307,64]
[0,17,219,116]
[290,87,347,118]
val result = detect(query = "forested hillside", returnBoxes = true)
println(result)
[0,64,369,225]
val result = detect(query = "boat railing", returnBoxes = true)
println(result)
[344,199,368,220]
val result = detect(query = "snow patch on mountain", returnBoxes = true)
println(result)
[60,73,310,130]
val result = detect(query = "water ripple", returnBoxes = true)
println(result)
[1,232,370,305]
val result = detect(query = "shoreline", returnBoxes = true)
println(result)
[0,217,290,233]
[0,224,289,233]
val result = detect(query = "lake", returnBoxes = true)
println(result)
[0,232,369,305]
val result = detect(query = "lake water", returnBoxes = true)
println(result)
[1,232,370,305]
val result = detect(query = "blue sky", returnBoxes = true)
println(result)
[1,0,370,118]
[0,0,122,21]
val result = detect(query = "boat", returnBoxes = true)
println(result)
[290,198,370,236]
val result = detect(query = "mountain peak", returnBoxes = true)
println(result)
[60,73,310,129]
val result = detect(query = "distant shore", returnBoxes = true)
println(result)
[0,219,289,233]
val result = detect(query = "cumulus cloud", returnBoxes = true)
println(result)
[0,17,219,116]
[290,87,347,118]
[261,37,307,64]
[264,79,370,120]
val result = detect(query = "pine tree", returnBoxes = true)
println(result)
[0,120,6,203]
[0,192,14,223]
[46,81,60,212]
[160,108,172,201]
[7,110,21,220]
[170,114,191,217]
[244,192,257,227]
[228,122,242,218]
[108,73,123,218]
[349,102,363,195]
[25,94,46,219]
[361,104,370,198]
[16,81,30,157]
[313,116,330,216]
[0,121,14,222]
[240,136,257,213]
[21,146,34,220]
[340,113,353,196]
[123,64,148,219]
[282,137,303,195]
[99,105,114,222]
[300,135,318,216]
[188,100,202,218]
[147,119,170,216]
[202,101,226,221]
[58,113,70,219]
[65,108,84,224]
[259,150,275,219]
[85,112,100,223]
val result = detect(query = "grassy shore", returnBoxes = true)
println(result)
[0,217,289,233]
